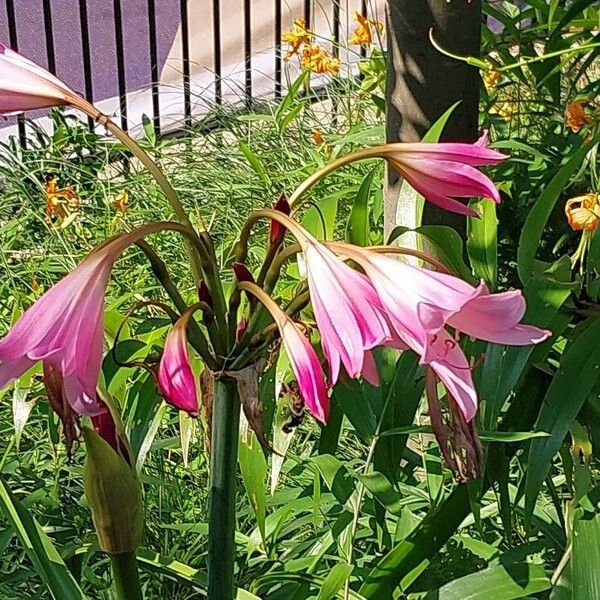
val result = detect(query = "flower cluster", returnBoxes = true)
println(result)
[282,18,339,75]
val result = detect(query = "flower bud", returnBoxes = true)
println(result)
[82,427,144,554]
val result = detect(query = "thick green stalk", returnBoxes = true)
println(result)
[208,377,241,600]
[110,552,143,600]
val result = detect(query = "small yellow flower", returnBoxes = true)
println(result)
[565,193,600,232]
[490,100,516,122]
[301,45,339,75]
[282,18,314,60]
[483,69,501,89]
[45,176,80,223]
[111,190,129,215]
[348,12,383,47]
[565,99,592,133]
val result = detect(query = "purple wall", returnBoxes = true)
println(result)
[0,0,180,102]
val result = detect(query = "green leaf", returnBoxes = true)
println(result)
[387,225,475,283]
[309,455,357,510]
[346,167,377,246]
[517,133,600,283]
[525,318,600,522]
[571,512,600,600]
[425,560,550,599]
[467,198,498,290]
[358,472,403,516]
[359,485,470,597]
[422,102,462,143]
[137,548,260,598]
[239,418,267,545]
[239,140,270,186]
[0,479,86,600]
[315,563,354,600]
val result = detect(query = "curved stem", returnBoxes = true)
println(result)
[136,239,218,369]
[326,241,451,274]
[71,97,205,283]
[110,552,143,600]
[288,148,387,207]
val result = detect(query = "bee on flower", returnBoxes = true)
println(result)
[348,12,383,47]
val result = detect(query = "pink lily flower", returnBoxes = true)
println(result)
[332,243,550,420]
[238,281,329,423]
[0,223,167,416]
[381,133,508,217]
[157,312,200,416]
[269,213,391,386]
[289,132,507,217]
[0,44,85,114]
[303,241,391,384]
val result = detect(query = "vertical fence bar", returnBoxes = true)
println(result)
[303,0,310,27]
[332,0,341,58]
[147,0,161,135]
[360,0,368,58]
[244,0,252,107]
[42,0,56,74]
[274,0,282,98]
[180,0,192,127]
[113,0,128,131]
[5,0,26,146]
[78,0,95,129]
[213,0,222,105]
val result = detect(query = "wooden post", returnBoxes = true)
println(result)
[384,0,482,237]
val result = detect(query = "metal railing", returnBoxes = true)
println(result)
[1,0,371,145]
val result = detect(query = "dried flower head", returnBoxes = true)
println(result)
[565,99,593,133]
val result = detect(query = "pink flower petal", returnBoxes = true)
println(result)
[304,242,390,383]
[158,323,199,415]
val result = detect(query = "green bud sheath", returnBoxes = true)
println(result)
[83,427,144,554]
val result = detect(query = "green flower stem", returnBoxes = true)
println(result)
[99,116,205,285]
[136,241,219,370]
[110,552,143,600]
[208,377,241,600]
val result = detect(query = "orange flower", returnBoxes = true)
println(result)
[301,45,339,75]
[483,70,501,89]
[282,19,314,60]
[312,130,324,145]
[111,190,129,214]
[45,176,80,222]
[348,12,383,47]
[565,193,600,232]
[565,99,592,133]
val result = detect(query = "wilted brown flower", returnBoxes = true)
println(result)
[565,99,592,133]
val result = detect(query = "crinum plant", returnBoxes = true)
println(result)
[0,45,549,599]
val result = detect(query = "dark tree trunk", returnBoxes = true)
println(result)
[384,0,482,237]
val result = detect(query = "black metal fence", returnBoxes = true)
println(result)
[1,0,371,146]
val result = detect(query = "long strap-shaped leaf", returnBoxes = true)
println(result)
[359,484,469,597]
[0,478,86,600]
